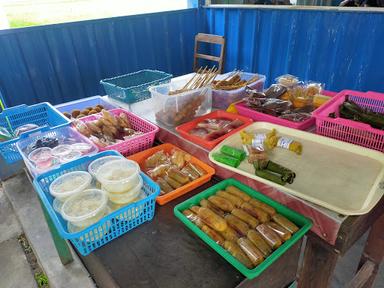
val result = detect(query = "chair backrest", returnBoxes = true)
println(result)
[193,33,225,74]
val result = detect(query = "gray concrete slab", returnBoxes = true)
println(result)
[3,172,95,288]
[0,186,22,243]
[0,237,37,288]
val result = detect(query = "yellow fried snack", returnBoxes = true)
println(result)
[271,214,299,233]
[225,186,251,202]
[216,190,244,208]
[225,214,250,236]
[247,230,272,257]
[220,226,239,242]
[249,199,276,216]
[197,207,227,232]
[224,241,253,269]
[202,225,225,246]
[237,237,264,266]
[231,209,259,229]
[208,195,234,212]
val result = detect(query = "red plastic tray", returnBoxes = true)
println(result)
[175,110,253,150]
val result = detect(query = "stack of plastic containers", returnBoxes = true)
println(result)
[33,151,160,255]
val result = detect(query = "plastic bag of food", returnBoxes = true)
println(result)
[264,84,288,99]
[275,74,299,87]
[14,124,40,137]
[279,112,311,122]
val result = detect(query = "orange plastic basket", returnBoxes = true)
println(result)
[175,110,253,150]
[127,143,215,205]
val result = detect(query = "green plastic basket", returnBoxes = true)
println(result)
[174,178,312,279]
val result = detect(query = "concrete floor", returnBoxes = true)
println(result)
[0,175,383,288]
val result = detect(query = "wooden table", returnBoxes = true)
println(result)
[133,99,384,288]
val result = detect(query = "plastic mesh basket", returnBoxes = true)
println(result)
[78,108,159,156]
[0,103,70,164]
[16,126,98,177]
[101,70,172,104]
[33,151,160,256]
[313,90,384,152]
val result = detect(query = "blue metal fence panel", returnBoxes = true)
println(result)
[0,9,199,107]
[204,7,384,93]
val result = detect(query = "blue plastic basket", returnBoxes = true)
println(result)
[55,96,118,117]
[0,102,70,164]
[100,69,172,104]
[33,151,160,256]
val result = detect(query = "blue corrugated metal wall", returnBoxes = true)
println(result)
[1,6,384,107]
[0,9,200,106]
[204,7,384,93]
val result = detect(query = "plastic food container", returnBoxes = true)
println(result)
[61,189,108,228]
[106,176,143,205]
[96,159,140,194]
[150,81,212,127]
[28,147,59,171]
[127,143,215,205]
[176,110,254,150]
[49,171,92,201]
[174,178,312,280]
[212,72,266,110]
[52,144,72,157]
[16,126,98,177]
[88,155,124,177]
[33,151,160,256]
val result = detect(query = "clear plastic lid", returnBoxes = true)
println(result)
[96,159,140,184]
[49,171,92,200]
[28,147,52,162]
[88,155,123,177]
[71,142,94,154]
[105,176,143,205]
[59,150,82,163]
[52,144,72,157]
[61,189,108,222]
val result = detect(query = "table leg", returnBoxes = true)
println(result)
[348,213,384,288]
[298,234,339,288]
[38,197,73,265]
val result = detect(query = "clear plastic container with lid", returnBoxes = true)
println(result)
[49,171,92,201]
[106,176,143,205]
[88,155,124,177]
[61,189,108,228]
[150,80,212,127]
[96,159,140,194]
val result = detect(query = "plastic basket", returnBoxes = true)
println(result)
[101,70,172,104]
[127,143,215,205]
[78,108,159,156]
[313,90,384,152]
[55,96,118,118]
[16,126,98,177]
[33,151,160,256]
[212,73,266,110]
[174,178,312,279]
[0,102,70,164]
[175,110,253,150]
[235,90,336,131]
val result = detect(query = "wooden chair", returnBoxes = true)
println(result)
[193,33,225,74]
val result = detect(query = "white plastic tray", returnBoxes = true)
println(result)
[209,122,384,215]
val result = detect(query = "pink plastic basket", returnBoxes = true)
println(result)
[77,108,159,156]
[235,90,336,131]
[313,90,384,152]
[235,102,315,130]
